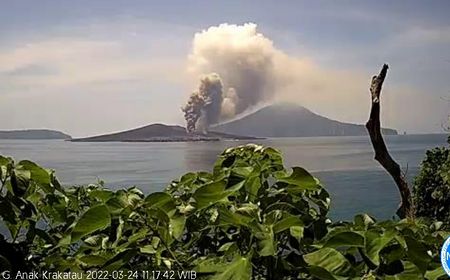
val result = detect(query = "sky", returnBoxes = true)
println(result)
[0,0,449,137]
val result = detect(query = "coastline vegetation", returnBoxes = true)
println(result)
[413,144,450,229]
[0,144,449,279]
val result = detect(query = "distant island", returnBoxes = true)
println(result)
[0,129,71,140]
[70,124,259,142]
[70,104,397,142]
[214,103,398,137]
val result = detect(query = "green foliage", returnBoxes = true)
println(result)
[413,146,450,227]
[165,144,331,278]
[308,215,448,279]
[0,145,448,279]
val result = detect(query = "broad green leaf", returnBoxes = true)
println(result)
[232,167,253,178]
[140,245,156,254]
[89,189,113,202]
[102,249,137,271]
[431,221,444,231]
[226,180,246,193]
[145,192,176,215]
[151,236,160,248]
[178,172,197,185]
[147,208,173,244]
[195,257,227,272]
[79,255,107,266]
[57,234,72,247]
[193,180,244,210]
[383,244,406,264]
[323,231,365,248]
[0,155,12,166]
[218,242,235,252]
[424,266,446,280]
[10,169,30,196]
[244,175,261,201]
[278,167,319,191]
[307,266,349,280]
[218,207,256,229]
[72,205,111,242]
[125,191,142,208]
[213,256,252,280]
[106,193,129,213]
[273,215,304,234]
[364,229,396,266]
[255,225,276,256]
[170,215,186,239]
[84,235,104,248]
[384,261,423,280]
[290,226,304,240]
[404,236,431,273]
[117,229,148,250]
[304,247,353,277]
[236,203,259,216]
[193,180,227,210]
[354,214,376,228]
[18,160,52,193]
[195,255,252,280]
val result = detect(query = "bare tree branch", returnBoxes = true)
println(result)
[365,64,413,219]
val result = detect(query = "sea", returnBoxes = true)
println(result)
[0,134,447,221]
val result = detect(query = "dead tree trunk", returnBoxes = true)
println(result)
[365,64,413,219]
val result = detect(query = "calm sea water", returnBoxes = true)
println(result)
[0,134,447,220]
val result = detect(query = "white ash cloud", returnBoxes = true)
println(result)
[182,23,277,132]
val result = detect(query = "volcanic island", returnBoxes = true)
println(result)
[70,123,259,142]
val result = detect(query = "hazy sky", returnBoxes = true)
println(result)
[1,0,449,137]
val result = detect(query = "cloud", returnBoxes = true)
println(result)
[275,51,448,133]
[399,26,450,45]
[0,38,185,92]
[0,33,189,137]
[3,64,57,76]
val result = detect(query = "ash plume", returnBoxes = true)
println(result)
[182,74,223,133]
[183,23,277,133]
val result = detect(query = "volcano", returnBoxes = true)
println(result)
[213,103,397,137]
[70,124,259,142]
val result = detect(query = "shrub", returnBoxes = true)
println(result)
[413,146,450,228]
[165,144,331,278]
[0,144,448,279]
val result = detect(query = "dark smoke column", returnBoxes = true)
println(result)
[182,74,224,133]
[182,94,204,133]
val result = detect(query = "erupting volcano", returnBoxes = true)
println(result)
[182,23,276,133]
